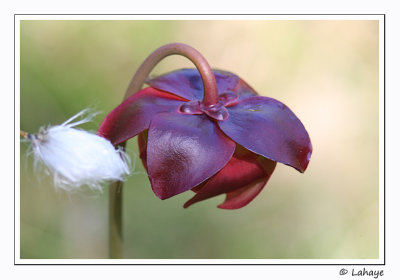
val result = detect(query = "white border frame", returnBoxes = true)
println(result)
[14,14,385,265]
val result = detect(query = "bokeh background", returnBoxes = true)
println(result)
[19,20,379,259]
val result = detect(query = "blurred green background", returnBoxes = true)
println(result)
[20,20,379,259]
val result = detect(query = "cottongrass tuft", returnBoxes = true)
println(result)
[24,109,131,192]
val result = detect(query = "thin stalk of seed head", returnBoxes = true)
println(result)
[20,130,29,138]
[108,43,219,259]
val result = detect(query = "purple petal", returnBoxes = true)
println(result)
[184,146,276,208]
[98,88,186,145]
[231,76,260,100]
[147,113,235,199]
[146,69,257,101]
[218,96,312,172]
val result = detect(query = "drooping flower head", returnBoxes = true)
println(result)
[98,43,312,209]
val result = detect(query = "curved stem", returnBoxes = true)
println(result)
[124,43,219,106]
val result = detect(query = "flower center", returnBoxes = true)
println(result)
[179,91,239,121]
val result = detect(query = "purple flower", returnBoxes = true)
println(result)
[98,68,312,209]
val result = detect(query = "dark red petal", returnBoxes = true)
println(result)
[98,87,186,145]
[218,96,312,172]
[217,178,268,209]
[147,113,235,200]
[146,69,257,101]
[138,131,148,171]
[184,146,276,208]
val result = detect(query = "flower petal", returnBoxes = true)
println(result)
[98,87,186,145]
[218,96,312,172]
[138,130,148,171]
[147,113,235,199]
[232,76,260,100]
[184,146,276,208]
[217,178,268,210]
[146,69,257,101]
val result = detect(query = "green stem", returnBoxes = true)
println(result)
[108,180,123,258]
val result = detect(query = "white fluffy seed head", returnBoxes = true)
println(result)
[26,109,131,192]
